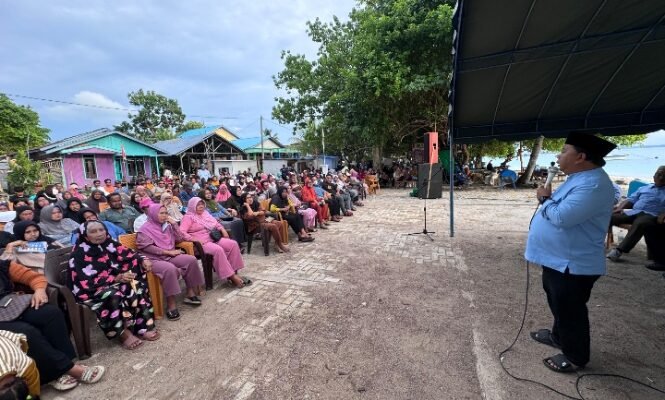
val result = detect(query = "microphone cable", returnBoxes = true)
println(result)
[498,203,665,399]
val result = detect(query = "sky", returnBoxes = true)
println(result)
[0,0,357,144]
[2,1,665,148]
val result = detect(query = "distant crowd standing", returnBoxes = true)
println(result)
[0,163,377,397]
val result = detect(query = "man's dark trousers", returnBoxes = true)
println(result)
[611,212,658,253]
[542,267,600,366]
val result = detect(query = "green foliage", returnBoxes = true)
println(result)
[0,94,50,153]
[115,89,186,143]
[273,0,455,161]
[177,120,205,134]
[7,151,48,193]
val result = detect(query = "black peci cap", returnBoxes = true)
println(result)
[565,132,616,166]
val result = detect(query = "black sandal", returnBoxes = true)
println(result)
[240,276,253,286]
[166,309,181,321]
[183,296,202,306]
[543,354,579,373]
[530,329,561,349]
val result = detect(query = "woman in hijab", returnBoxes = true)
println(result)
[64,198,86,223]
[129,193,143,214]
[85,189,107,214]
[180,197,248,288]
[224,186,243,213]
[137,204,205,321]
[240,192,289,253]
[215,183,232,204]
[2,206,35,235]
[270,187,314,242]
[0,258,106,391]
[76,209,125,241]
[301,177,330,229]
[70,220,159,350]
[57,190,74,209]
[38,205,79,246]
[33,193,53,223]
[160,192,184,223]
[199,188,245,245]
[286,185,320,231]
[1,220,62,272]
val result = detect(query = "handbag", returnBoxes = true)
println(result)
[0,294,33,322]
[209,229,223,242]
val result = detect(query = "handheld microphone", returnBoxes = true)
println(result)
[545,171,556,188]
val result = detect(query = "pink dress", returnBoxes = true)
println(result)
[179,215,244,280]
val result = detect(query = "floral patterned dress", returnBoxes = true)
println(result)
[69,221,156,339]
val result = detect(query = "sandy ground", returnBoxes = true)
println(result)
[41,186,665,400]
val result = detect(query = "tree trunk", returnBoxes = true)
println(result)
[461,144,470,165]
[372,145,381,170]
[517,135,544,185]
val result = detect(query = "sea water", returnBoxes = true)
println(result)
[486,145,664,181]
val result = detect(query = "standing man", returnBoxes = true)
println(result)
[525,132,616,373]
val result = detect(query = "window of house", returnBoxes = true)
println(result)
[126,158,145,177]
[83,155,97,179]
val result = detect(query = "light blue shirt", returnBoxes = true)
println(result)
[525,168,614,276]
[625,184,665,217]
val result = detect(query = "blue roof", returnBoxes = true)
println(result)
[179,126,220,138]
[153,133,244,156]
[35,128,165,155]
[153,133,214,156]
[231,137,261,150]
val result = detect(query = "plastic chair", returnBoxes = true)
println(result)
[43,246,92,359]
[260,199,289,245]
[117,234,165,320]
[627,180,648,197]
[606,180,650,248]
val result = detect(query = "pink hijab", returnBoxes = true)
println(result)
[186,197,219,230]
[215,184,231,202]
[137,203,175,249]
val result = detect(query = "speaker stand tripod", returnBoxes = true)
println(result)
[407,198,435,241]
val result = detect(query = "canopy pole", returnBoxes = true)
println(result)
[448,0,466,238]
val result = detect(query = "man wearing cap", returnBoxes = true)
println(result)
[525,132,616,373]
[606,165,665,262]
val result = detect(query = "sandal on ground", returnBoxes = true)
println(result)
[298,236,314,242]
[229,276,245,288]
[183,296,202,306]
[79,365,105,384]
[166,309,181,321]
[240,276,253,286]
[121,334,144,350]
[543,354,580,373]
[319,224,329,229]
[50,374,78,391]
[142,330,161,341]
[530,329,561,349]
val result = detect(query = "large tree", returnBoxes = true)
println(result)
[115,89,186,143]
[0,94,50,153]
[273,0,455,165]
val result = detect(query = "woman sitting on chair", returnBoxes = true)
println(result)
[240,193,289,253]
[70,220,159,350]
[0,259,105,392]
[180,197,248,288]
[38,205,79,246]
[301,178,330,229]
[137,204,205,321]
[198,188,245,246]
[160,191,184,223]
[286,184,320,232]
[270,187,314,242]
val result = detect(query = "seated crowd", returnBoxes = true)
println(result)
[0,164,373,397]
